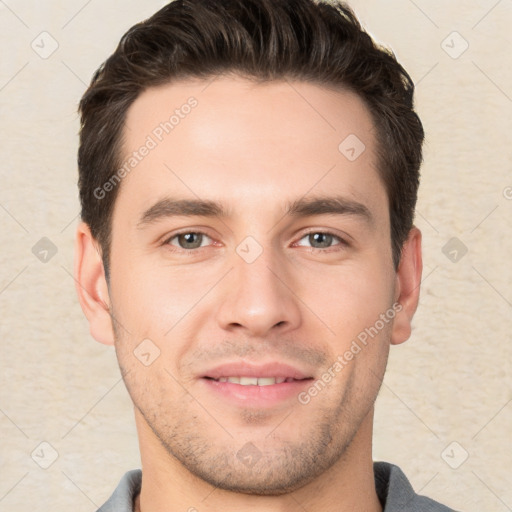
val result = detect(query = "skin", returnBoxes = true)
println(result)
[74,75,422,512]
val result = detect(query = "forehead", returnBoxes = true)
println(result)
[115,75,386,223]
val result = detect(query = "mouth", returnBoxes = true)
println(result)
[201,360,314,381]
[203,376,312,386]
[200,376,314,407]
[199,361,315,407]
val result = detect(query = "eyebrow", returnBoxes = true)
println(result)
[137,195,374,228]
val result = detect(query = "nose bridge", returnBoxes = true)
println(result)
[236,241,282,299]
[216,238,301,336]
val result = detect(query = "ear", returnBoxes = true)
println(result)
[390,226,423,345]
[73,222,115,346]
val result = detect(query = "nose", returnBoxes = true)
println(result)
[215,245,302,338]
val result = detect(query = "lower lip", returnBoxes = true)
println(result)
[201,378,313,408]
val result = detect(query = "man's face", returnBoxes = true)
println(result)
[107,76,400,493]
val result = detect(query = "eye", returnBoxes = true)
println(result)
[295,231,347,251]
[165,231,213,250]
[162,230,347,254]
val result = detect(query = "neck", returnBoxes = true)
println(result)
[133,408,382,512]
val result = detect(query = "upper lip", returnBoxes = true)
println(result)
[202,361,313,380]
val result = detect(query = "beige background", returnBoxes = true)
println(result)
[1,0,511,510]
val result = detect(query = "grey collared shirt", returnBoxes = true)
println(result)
[97,461,460,511]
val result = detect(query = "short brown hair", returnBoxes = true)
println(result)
[78,0,424,278]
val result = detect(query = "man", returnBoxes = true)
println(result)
[73,0,460,510]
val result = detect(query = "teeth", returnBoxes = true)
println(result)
[240,377,258,385]
[216,376,293,386]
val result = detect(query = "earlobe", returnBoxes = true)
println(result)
[73,222,115,346]
[390,227,423,345]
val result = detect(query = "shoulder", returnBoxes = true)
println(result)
[96,469,142,512]
[374,461,461,512]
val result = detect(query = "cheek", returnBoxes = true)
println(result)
[109,258,195,335]
[307,261,395,344]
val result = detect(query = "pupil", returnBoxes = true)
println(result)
[311,233,332,248]
[180,233,202,249]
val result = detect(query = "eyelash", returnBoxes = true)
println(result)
[162,229,349,254]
